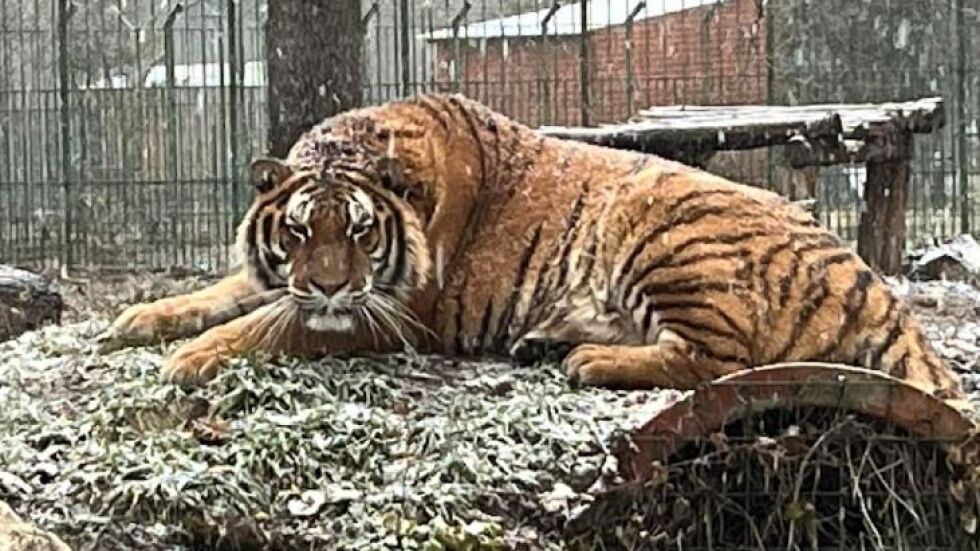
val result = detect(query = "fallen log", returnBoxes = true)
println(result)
[0,265,63,342]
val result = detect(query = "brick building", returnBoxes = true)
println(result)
[422,0,768,127]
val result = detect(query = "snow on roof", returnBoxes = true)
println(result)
[421,0,721,40]
[143,61,266,88]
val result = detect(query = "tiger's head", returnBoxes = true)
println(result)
[238,157,431,334]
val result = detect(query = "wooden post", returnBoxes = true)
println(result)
[857,132,912,275]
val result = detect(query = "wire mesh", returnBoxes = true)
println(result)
[0,0,977,273]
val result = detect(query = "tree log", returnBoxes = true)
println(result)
[265,0,363,158]
[0,266,63,342]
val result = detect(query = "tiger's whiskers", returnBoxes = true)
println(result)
[362,291,433,355]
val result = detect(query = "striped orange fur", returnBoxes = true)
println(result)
[103,93,962,399]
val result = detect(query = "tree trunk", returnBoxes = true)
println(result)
[0,265,63,342]
[265,0,363,158]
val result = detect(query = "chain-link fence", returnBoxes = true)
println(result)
[1,0,978,274]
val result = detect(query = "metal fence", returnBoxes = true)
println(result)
[1,0,978,274]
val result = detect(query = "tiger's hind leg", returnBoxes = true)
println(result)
[564,329,743,390]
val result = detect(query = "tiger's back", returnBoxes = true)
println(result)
[598,168,957,395]
[417,98,959,397]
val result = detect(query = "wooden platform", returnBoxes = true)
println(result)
[539,98,946,275]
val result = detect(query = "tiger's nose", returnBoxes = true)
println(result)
[309,279,345,296]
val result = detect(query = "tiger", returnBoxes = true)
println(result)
[100,93,963,401]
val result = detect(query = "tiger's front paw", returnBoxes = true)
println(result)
[162,340,229,387]
[97,302,173,350]
[509,333,574,365]
[98,301,202,351]
[563,344,621,387]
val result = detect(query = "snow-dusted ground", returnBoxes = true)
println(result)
[0,277,976,549]
[887,278,980,395]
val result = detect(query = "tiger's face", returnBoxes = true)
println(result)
[240,158,431,333]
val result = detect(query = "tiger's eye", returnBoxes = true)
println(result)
[284,219,310,242]
[350,220,371,239]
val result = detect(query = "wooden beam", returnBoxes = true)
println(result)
[539,112,842,159]
[783,133,915,167]
[540,97,943,166]
[630,97,944,136]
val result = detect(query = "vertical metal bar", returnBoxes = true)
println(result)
[400,0,411,96]
[236,0,246,110]
[764,0,776,192]
[410,0,418,95]
[974,0,980,242]
[198,1,212,270]
[135,0,148,268]
[1,0,10,262]
[227,0,240,215]
[164,4,182,267]
[955,0,969,233]
[602,0,611,121]
[392,0,400,100]
[578,0,589,126]
[19,0,31,262]
[32,0,44,265]
[450,3,471,94]
[425,3,434,92]
[374,1,383,103]
[26,0,39,265]
[361,2,380,101]
[625,2,645,117]
[218,6,230,268]
[480,0,488,104]
[497,0,506,114]
[540,1,560,126]
[78,2,91,269]
[57,0,72,271]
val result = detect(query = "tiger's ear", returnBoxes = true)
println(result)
[248,158,293,193]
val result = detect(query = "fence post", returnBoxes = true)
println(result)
[450,2,471,94]
[539,1,561,126]
[399,0,411,97]
[624,2,645,117]
[57,0,73,272]
[360,1,380,102]
[954,0,969,234]
[164,4,182,265]
[164,5,182,180]
[578,0,590,126]
[226,0,241,213]
[764,0,776,192]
